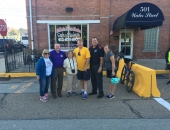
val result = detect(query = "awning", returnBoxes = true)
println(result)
[113,2,164,30]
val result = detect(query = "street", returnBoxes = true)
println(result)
[0,76,170,130]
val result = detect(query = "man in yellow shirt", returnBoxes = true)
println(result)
[73,39,91,99]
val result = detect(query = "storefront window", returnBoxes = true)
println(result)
[49,24,88,51]
[50,25,55,49]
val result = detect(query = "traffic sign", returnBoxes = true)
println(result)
[0,19,7,36]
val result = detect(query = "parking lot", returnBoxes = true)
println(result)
[0,52,170,129]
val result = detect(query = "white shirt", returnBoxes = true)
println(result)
[44,58,53,76]
[63,57,77,75]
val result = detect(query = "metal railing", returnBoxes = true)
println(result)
[4,50,38,73]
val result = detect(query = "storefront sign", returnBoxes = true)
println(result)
[130,4,162,19]
[131,7,159,18]
[56,26,81,42]
[56,26,81,33]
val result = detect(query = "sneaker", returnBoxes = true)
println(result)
[67,92,71,97]
[40,96,47,102]
[82,94,87,100]
[167,80,170,85]
[106,93,110,98]
[79,91,84,95]
[45,93,49,99]
[72,92,78,96]
[107,94,114,99]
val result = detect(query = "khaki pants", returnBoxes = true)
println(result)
[66,73,77,92]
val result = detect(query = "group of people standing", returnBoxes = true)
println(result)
[36,38,117,102]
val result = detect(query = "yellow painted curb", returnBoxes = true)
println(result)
[0,73,36,78]
[155,70,169,74]
[0,70,167,78]
[0,71,108,78]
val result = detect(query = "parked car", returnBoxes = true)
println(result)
[21,35,28,47]
[0,38,23,53]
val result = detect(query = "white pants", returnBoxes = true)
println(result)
[66,73,77,92]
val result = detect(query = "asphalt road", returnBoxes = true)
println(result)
[0,76,170,130]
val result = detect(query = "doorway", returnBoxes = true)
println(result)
[119,30,134,59]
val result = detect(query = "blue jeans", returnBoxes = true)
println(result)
[39,76,51,97]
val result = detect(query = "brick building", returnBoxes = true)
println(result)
[25,0,170,59]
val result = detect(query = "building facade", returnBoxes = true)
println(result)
[25,0,170,59]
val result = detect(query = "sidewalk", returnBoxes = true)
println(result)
[0,58,168,77]
[134,59,166,70]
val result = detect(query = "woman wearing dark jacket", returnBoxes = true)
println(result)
[165,48,170,84]
[36,49,55,102]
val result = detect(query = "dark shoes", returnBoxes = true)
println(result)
[88,92,97,95]
[167,80,170,85]
[52,95,57,99]
[97,94,104,98]
[58,93,62,97]
[67,92,71,97]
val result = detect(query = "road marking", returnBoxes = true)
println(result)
[154,98,170,111]
[15,82,33,93]
[9,85,19,89]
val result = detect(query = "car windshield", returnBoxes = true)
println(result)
[22,37,28,40]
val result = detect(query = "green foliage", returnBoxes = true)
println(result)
[8,27,20,36]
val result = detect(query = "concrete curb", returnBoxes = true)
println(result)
[0,71,107,78]
[0,70,167,78]
[155,70,169,74]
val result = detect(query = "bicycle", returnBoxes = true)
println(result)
[115,52,135,92]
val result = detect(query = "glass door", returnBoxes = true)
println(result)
[119,30,134,59]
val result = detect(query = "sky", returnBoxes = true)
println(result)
[0,0,27,29]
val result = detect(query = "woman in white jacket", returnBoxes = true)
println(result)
[63,50,78,97]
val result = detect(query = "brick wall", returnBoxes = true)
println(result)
[26,0,170,58]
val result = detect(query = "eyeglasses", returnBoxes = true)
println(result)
[78,52,81,56]
[44,53,49,55]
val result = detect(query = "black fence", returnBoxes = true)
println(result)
[4,50,39,73]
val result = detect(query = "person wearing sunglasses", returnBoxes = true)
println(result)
[50,43,67,98]
[73,39,91,99]
[63,50,78,97]
[36,49,55,102]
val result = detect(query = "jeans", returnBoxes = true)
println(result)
[39,76,51,97]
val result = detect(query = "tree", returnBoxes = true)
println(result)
[8,27,20,36]
[19,28,27,35]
